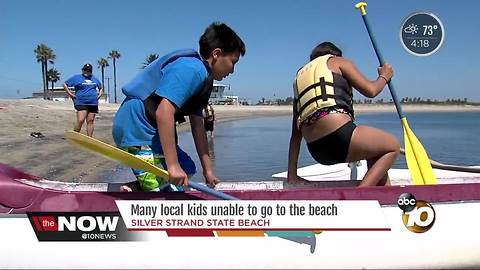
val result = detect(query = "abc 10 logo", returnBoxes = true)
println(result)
[397,193,436,233]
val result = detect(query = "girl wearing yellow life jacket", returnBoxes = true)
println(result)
[287,42,400,187]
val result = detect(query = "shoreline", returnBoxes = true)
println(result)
[177,103,480,132]
[1,99,480,183]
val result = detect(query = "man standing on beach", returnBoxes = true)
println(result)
[112,22,245,192]
[64,63,103,137]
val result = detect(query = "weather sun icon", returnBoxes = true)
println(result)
[403,24,419,35]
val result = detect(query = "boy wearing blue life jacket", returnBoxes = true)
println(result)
[112,22,245,191]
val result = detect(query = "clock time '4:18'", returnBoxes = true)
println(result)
[411,39,429,48]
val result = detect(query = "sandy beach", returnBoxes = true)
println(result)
[1,98,479,183]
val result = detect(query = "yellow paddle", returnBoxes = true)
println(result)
[355,2,437,185]
[65,131,238,200]
[66,131,319,249]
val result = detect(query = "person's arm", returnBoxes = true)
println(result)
[337,57,393,98]
[189,114,219,187]
[153,60,207,186]
[287,107,304,183]
[63,83,75,99]
[97,80,104,99]
[156,98,188,186]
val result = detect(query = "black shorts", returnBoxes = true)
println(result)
[306,121,356,165]
[74,105,98,113]
[204,120,214,132]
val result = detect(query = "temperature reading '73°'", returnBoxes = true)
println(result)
[423,25,438,36]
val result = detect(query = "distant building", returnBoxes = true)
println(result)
[210,83,239,105]
[32,86,109,103]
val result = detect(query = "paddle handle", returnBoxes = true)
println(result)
[138,161,238,200]
[138,162,239,200]
[355,2,404,119]
[188,182,239,200]
[145,159,238,200]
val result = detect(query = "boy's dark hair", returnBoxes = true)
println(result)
[199,22,246,58]
[310,42,342,60]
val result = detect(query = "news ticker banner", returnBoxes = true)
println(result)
[116,200,390,236]
[26,200,390,241]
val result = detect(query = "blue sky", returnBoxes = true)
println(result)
[1,0,479,102]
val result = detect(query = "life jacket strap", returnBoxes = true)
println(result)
[297,77,335,101]
[298,94,336,115]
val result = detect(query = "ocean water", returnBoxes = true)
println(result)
[176,111,480,181]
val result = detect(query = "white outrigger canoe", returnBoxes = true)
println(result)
[272,159,480,185]
[1,161,480,268]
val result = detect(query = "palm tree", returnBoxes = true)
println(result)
[108,50,121,103]
[141,53,159,69]
[47,68,61,100]
[34,44,56,100]
[97,58,109,102]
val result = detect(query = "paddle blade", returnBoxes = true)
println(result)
[65,131,239,200]
[402,119,437,185]
[65,131,169,179]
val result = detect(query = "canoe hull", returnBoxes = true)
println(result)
[1,163,480,268]
[1,162,480,212]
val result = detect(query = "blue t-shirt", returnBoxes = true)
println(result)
[65,74,102,105]
[112,56,208,147]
